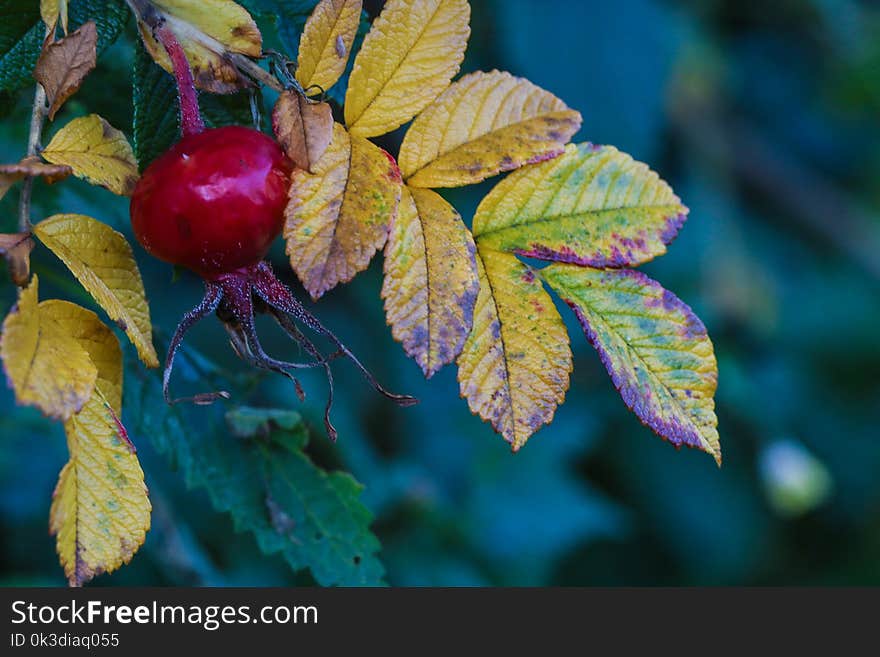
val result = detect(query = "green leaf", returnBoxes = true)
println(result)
[132,41,178,173]
[542,264,720,464]
[473,143,688,268]
[132,41,255,172]
[0,0,128,94]
[124,362,385,585]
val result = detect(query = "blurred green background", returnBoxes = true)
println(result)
[2,0,879,586]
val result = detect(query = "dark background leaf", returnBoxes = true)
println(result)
[0,0,128,94]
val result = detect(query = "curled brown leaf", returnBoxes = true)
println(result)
[272,91,334,172]
[34,21,98,120]
[0,157,73,200]
[0,233,36,287]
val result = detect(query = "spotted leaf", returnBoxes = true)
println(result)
[382,186,478,377]
[400,70,581,188]
[473,143,688,267]
[284,122,401,299]
[457,247,571,449]
[48,301,151,586]
[543,264,720,463]
[133,0,261,93]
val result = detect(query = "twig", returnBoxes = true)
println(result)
[229,53,283,93]
[17,74,48,232]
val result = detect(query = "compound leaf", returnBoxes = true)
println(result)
[124,362,385,585]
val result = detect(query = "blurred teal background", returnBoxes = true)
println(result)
[2,0,879,585]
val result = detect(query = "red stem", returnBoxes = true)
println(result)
[154,24,204,137]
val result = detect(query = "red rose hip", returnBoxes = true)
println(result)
[133,22,415,439]
[130,126,292,278]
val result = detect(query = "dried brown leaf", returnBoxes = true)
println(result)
[0,233,36,287]
[0,157,72,200]
[272,91,334,172]
[34,21,98,120]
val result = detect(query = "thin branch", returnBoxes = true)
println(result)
[17,74,48,232]
[229,53,283,93]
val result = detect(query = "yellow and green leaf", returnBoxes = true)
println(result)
[344,0,470,138]
[296,0,362,95]
[47,301,151,586]
[135,0,262,93]
[473,143,688,267]
[284,122,401,299]
[400,70,581,188]
[542,264,720,464]
[34,214,158,368]
[457,247,571,449]
[41,114,139,196]
[382,186,478,377]
[0,276,97,421]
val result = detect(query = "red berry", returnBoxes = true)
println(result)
[130,126,292,278]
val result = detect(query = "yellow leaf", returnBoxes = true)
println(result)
[284,122,401,299]
[382,186,478,377]
[296,0,362,94]
[34,214,158,368]
[0,276,97,421]
[344,0,470,138]
[41,0,68,33]
[135,0,262,93]
[271,91,334,172]
[400,70,582,188]
[543,265,720,464]
[457,247,571,449]
[47,301,150,586]
[42,115,139,196]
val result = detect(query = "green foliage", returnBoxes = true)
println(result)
[0,0,128,94]
[124,361,385,586]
